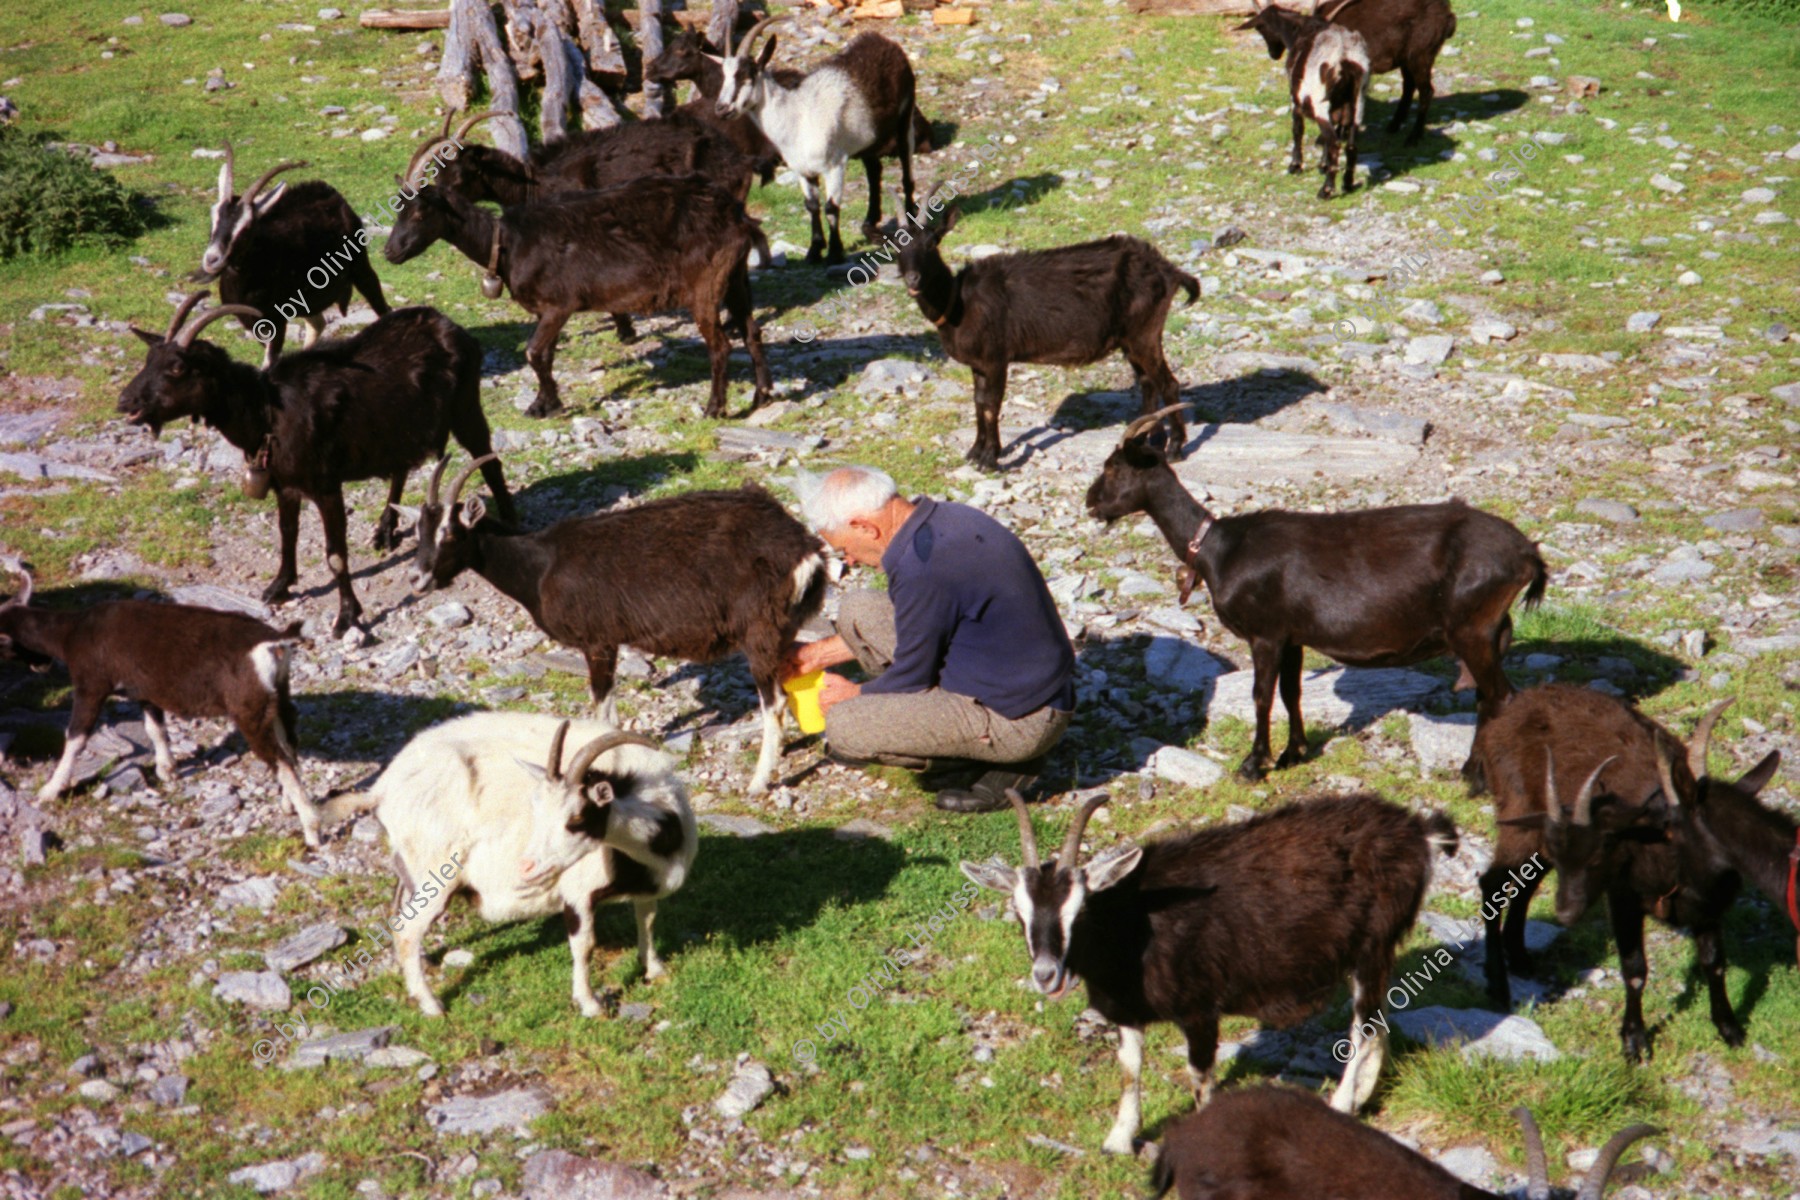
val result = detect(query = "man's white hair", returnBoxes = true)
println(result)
[799,466,898,533]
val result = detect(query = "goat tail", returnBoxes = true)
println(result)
[317,789,379,828]
[1421,809,1460,861]
[1520,552,1549,611]
[1174,268,1200,307]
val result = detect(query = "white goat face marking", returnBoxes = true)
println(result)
[249,643,286,692]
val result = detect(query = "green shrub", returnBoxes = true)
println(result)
[0,126,145,259]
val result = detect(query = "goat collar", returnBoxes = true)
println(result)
[1786,829,1800,963]
[1176,516,1215,605]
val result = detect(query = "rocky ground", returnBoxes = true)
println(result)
[2,0,1798,1197]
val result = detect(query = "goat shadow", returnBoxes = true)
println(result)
[434,826,909,1004]
[1356,87,1530,182]
[1018,368,1328,471]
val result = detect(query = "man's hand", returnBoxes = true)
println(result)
[781,635,855,680]
[816,672,861,714]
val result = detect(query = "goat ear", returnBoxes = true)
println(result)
[252,182,288,216]
[1083,843,1143,892]
[583,779,616,806]
[463,496,487,526]
[939,205,960,236]
[130,326,165,347]
[757,35,777,67]
[388,503,421,525]
[1736,750,1780,796]
[514,757,549,782]
[703,52,724,65]
[1497,813,1551,830]
[960,858,1016,894]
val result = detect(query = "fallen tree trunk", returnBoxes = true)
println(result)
[437,0,530,159]
[361,8,453,29]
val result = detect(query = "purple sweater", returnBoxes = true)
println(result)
[864,498,1075,719]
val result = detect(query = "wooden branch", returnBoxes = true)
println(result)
[640,0,671,118]
[564,37,623,130]
[446,0,528,158]
[361,8,452,29]
[1126,0,1253,13]
[436,0,479,111]
[504,0,545,82]
[707,0,740,52]
[570,0,625,76]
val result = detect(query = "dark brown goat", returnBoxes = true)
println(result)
[898,199,1197,471]
[647,29,937,213]
[407,457,827,795]
[1151,1086,1657,1200]
[117,294,515,636]
[384,144,771,420]
[1478,688,1782,1061]
[1086,412,1546,779]
[1234,0,1371,198]
[0,565,320,846]
[1243,0,1457,145]
[194,146,390,364]
[1662,736,1791,953]
[962,790,1455,1154]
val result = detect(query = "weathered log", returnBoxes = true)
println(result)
[438,0,530,159]
[707,0,740,53]
[640,0,671,117]
[361,8,453,29]
[571,0,626,77]
[1127,0,1254,13]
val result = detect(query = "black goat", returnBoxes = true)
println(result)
[117,293,514,636]
[961,790,1455,1154]
[1087,412,1546,778]
[1664,734,1792,959]
[0,564,320,846]
[1244,0,1458,145]
[1152,1086,1657,1200]
[1234,0,1370,198]
[1480,689,1781,1061]
[407,456,828,795]
[194,144,389,364]
[718,21,919,263]
[648,29,937,201]
[898,197,1197,471]
[384,144,772,420]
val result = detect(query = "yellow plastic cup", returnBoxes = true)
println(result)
[782,670,827,734]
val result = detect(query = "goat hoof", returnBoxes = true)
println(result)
[1287,163,1304,176]
[1620,1032,1648,1063]
[1717,1020,1747,1048]
[525,397,564,419]
[1275,746,1309,769]
[1317,186,1336,200]
[1235,757,1269,782]
[262,582,294,605]
[804,246,827,264]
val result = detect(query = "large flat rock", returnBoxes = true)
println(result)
[1174,424,1420,486]
[1203,666,1446,729]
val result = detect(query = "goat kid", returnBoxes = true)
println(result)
[118,293,515,635]
[0,565,319,845]
[194,144,390,363]
[1481,689,1779,1060]
[1087,411,1546,779]
[1151,1086,1657,1200]
[1318,0,1458,145]
[717,20,918,263]
[320,714,694,1016]
[1235,0,1370,198]
[962,790,1456,1153]
[406,458,827,795]
[383,144,771,419]
[899,196,1196,471]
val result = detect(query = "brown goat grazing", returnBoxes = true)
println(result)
[0,566,319,846]
[1087,412,1546,779]
[384,139,771,420]
[1323,0,1457,144]
[962,791,1455,1153]
[1235,0,1371,198]
[898,197,1197,471]
[1476,688,1782,1061]
[1151,1086,1657,1200]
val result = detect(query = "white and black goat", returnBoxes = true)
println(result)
[383,139,772,420]
[1152,1086,1658,1200]
[321,714,695,1016]
[194,144,390,363]
[716,20,918,263]
[117,293,515,636]
[1086,409,1545,779]
[897,195,1198,471]
[1235,0,1370,198]
[961,790,1456,1154]
[0,564,319,846]
[406,457,828,795]
[1477,689,1783,1062]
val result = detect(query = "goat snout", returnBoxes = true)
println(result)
[518,856,553,884]
[1031,956,1071,998]
[408,569,436,596]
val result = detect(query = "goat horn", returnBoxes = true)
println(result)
[1511,1108,1552,1200]
[733,13,782,57]
[453,108,505,143]
[562,730,665,790]
[1575,1123,1659,1200]
[1059,793,1111,870]
[219,139,236,204]
[166,290,211,341]
[240,160,306,209]
[544,719,572,783]
[2,560,32,609]
[1572,755,1617,829]
[403,135,455,190]
[1687,698,1732,781]
[1655,749,1681,812]
[175,304,264,349]
[1007,788,1039,868]
[1543,748,1562,827]
[424,454,453,507]
[1121,403,1192,444]
[443,453,501,513]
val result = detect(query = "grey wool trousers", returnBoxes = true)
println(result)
[823,590,1071,767]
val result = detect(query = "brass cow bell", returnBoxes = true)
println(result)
[242,462,272,499]
[481,272,504,300]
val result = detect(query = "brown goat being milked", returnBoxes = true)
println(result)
[1086,411,1546,779]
